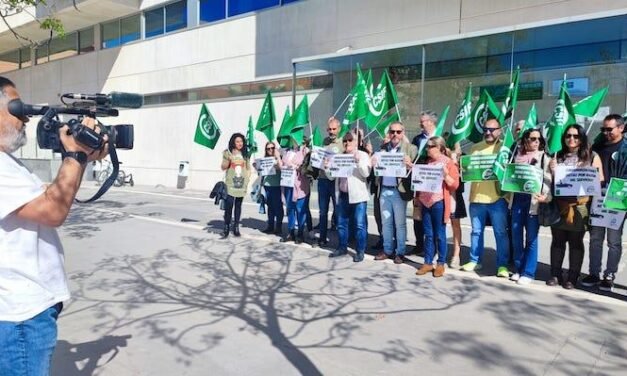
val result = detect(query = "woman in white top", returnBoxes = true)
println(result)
[327,130,371,262]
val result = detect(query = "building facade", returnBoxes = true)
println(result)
[1,0,626,189]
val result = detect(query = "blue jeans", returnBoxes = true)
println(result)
[337,192,367,254]
[380,187,408,256]
[264,186,283,229]
[318,179,336,241]
[284,187,306,235]
[0,303,62,376]
[469,198,510,268]
[589,223,624,277]
[511,194,539,278]
[422,200,447,265]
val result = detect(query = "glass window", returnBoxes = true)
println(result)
[120,14,140,45]
[48,32,78,62]
[145,8,164,38]
[165,1,187,32]
[35,44,48,65]
[19,47,31,68]
[0,49,20,73]
[79,27,94,53]
[281,0,300,4]
[199,0,226,24]
[228,0,280,17]
[101,19,120,49]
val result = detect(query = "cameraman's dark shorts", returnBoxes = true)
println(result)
[450,189,467,219]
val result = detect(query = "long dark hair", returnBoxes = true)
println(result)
[556,124,590,163]
[520,128,545,153]
[228,133,249,159]
[264,141,276,157]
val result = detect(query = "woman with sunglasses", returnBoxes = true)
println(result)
[415,136,459,277]
[508,128,552,285]
[326,131,371,261]
[258,141,283,235]
[220,133,251,239]
[279,138,310,244]
[547,124,604,289]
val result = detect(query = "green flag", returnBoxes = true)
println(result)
[446,85,473,148]
[277,96,309,146]
[468,89,502,143]
[573,87,608,117]
[342,65,369,126]
[517,103,538,139]
[312,126,324,147]
[255,91,276,141]
[276,106,293,148]
[364,69,400,132]
[492,126,515,182]
[434,105,450,137]
[246,115,257,154]
[545,80,577,154]
[501,66,520,121]
[193,103,221,149]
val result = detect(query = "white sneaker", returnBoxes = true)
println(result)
[449,256,460,269]
[517,276,532,286]
[510,273,520,282]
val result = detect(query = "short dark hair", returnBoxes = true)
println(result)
[604,114,625,128]
[0,76,16,97]
[228,132,249,159]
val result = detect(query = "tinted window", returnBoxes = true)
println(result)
[120,15,140,45]
[101,20,120,49]
[228,0,280,17]
[165,1,187,32]
[79,27,95,53]
[199,0,226,24]
[145,8,164,38]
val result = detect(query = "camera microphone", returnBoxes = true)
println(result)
[63,92,144,109]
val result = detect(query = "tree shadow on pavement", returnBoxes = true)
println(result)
[64,237,480,375]
[52,335,132,376]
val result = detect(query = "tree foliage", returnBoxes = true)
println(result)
[0,0,70,47]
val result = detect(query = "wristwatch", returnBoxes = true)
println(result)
[62,151,88,165]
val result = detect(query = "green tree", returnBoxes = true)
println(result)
[0,0,69,47]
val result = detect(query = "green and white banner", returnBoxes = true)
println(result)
[500,163,543,194]
[460,155,498,182]
[592,196,626,230]
[603,178,627,211]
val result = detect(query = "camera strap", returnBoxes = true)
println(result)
[76,142,120,203]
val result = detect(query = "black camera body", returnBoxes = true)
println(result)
[8,91,142,153]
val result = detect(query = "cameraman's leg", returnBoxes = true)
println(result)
[0,303,62,376]
[223,195,235,225]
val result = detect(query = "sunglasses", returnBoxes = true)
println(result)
[483,127,500,133]
[565,134,581,140]
[426,144,437,149]
[342,139,353,144]
[527,137,540,142]
[600,127,616,133]
[266,147,275,150]
[388,130,403,134]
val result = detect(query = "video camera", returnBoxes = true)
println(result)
[7,91,144,202]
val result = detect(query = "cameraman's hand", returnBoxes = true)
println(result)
[59,118,108,161]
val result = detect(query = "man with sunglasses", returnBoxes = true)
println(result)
[0,77,108,373]
[583,114,627,291]
[315,117,343,247]
[461,118,511,276]
[410,110,439,257]
[373,122,418,264]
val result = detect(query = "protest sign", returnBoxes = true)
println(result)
[280,168,295,187]
[310,146,333,169]
[329,154,356,178]
[411,164,444,193]
[603,177,627,211]
[591,196,625,230]
[553,166,601,196]
[460,155,498,182]
[256,157,277,176]
[501,163,543,194]
[374,152,406,177]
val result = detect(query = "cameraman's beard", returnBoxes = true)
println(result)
[0,126,27,153]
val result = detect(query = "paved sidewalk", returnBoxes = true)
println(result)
[50,184,627,375]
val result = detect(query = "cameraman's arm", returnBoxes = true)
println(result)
[14,119,107,227]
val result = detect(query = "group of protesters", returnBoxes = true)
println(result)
[218,111,626,291]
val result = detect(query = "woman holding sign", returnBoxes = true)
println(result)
[415,137,459,277]
[326,131,371,262]
[258,141,283,235]
[220,133,251,239]
[279,140,310,244]
[508,129,552,286]
[547,124,604,289]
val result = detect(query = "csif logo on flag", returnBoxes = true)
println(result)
[199,113,218,141]
[368,85,386,117]
[452,102,472,135]
[553,99,568,126]
[473,103,489,134]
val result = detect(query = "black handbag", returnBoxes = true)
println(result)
[537,154,561,226]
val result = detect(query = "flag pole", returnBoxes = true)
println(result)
[332,93,352,118]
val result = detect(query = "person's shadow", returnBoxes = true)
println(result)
[51,335,132,376]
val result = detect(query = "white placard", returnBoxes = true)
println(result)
[374,152,406,177]
[553,166,601,197]
[280,168,296,187]
[309,146,326,169]
[256,157,277,176]
[329,154,356,178]
[411,164,444,193]
[590,196,626,230]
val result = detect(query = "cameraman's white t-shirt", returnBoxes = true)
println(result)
[0,152,70,322]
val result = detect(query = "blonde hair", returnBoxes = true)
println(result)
[428,136,451,157]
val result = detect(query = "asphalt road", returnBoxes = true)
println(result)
[50,184,627,375]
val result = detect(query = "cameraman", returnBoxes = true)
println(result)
[0,77,108,375]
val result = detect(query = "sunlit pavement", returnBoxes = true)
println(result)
[51,184,627,375]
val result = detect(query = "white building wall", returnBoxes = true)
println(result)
[3,0,627,188]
